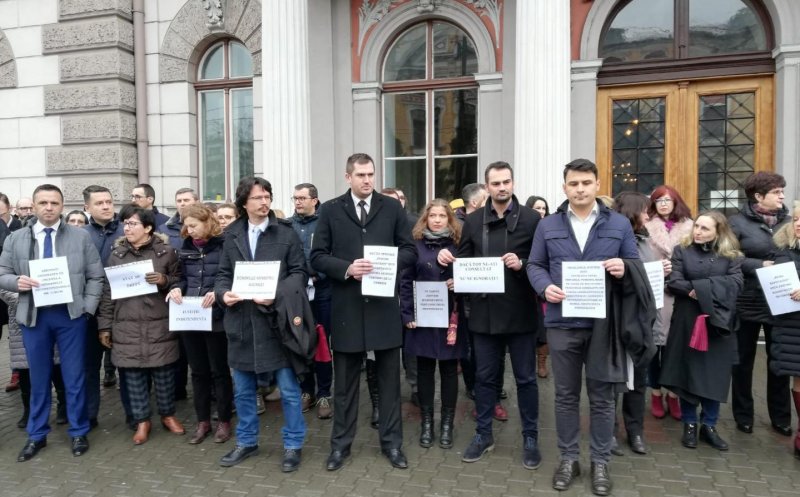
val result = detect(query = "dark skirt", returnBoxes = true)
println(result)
[404,326,466,361]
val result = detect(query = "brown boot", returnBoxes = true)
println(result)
[133,420,151,445]
[188,421,211,444]
[214,421,232,443]
[792,390,800,459]
[537,345,549,378]
[161,416,185,435]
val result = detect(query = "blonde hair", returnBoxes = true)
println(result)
[680,210,742,259]
[411,198,461,245]
[774,201,800,249]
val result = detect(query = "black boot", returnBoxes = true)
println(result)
[681,423,698,449]
[419,406,434,448]
[17,373,30,429]
[440,407,455,449]
[55,383,68,425]
[366,360,379,429]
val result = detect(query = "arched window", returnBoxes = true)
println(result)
[382,21,478,214]
[195,40,254,202]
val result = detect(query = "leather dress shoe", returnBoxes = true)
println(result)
[326,448,351,471]
[17,438,47,462]
[628,434,648,455]
[590,462,613,496]
[71,436,89,457]
[161,416,185,435]
[281,448,302,473]
[681,423,698,449]
[133,420,152,445]
[772,423,793,437]
[736,422,753,434]
[382,448,408,469]
[610,437,624,456]
[219,445,259,467]
[552,459,580,491]
[189,421,212,444]
[699,425,729,451]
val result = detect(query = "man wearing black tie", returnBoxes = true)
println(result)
[311,153,417,470]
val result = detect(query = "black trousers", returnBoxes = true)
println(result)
[731,321,791,426]
[331,348,402,452]
[417,357,458,410]
[181,332,233,423]
[615,366,647,437]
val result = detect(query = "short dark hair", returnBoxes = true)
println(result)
[346,153,374,174]
[563,158,598,180]
[33,184,64,202]
[0,192,10,209]
[484,161,513,183]
[614,191,650,233]
[82,185,112,204]
[294,183,318,199]
[119,203,155,232]
[66,209,89,224]
[744,172,786,203]
[134,183,156,201]
[174,187,198,200]
[461,183,486,204]
[234,177,273,218]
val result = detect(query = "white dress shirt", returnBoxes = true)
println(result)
[351,192,372,219]
[33,220,61,259]
[247,218,269,259]
[567,203,598,253]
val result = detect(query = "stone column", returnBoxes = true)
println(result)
[514,0,571,206]
[774,45,800,202]
[476,73,504,170]
[262,0,312,211]
[351,82,383,184]
[570,59,603,163]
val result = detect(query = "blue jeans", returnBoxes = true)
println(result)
[232,368,306,448]
[680,397,720,426]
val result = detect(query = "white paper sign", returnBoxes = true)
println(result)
[414,281,449,328]
[169,297,213,331]
[104,259,157,300]
[29,256,73,307]
[756,262,800,316]
[643,261,665,309]
[232,261,281,300]
[361,245,398,297]
[453,257,505,293]
[562,261,606,319]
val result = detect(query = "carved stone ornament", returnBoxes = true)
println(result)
[203,0,224,29]
[463,0,501,48]
[416,0,437,14]
[358,0,393,55]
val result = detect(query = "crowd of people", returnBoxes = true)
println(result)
[0,156,799,496]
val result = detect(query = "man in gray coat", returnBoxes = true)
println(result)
[0,184,104,462]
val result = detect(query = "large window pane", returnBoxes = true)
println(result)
[384,24,426,82]
[385,159,426,214]
[611,98,666,196]
[200,91,225,201]
[432,23,478,79]
[229,42,253,78]
[434,157,477,206]
[433,89,477,156]
[600,0,674,63]
[689,0,767,57]
[231,89,254,192]
[384,92,426,158]
[201,44,224,80]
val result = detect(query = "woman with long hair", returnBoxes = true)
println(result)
[399,199,464,449]
[167,204,234,444]
[660,211,743,451]
[644,185,693,420]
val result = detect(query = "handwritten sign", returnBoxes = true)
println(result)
[414,281,449,328]
[169,297,213,331]
[453,257,504,293]
[29,256,73,307]
[562,261,606,319]
[756,262,800,316]
[231,261,281,300]
[362,245,398,297]
[104,260,157,300]
[643,261,665,309]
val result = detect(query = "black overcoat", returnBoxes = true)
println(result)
[659,243,743,403]
[769,247,800,377]
[310,191,417,353]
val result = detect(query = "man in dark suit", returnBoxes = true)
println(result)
[310,153,417,471]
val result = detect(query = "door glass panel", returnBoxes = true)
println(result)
[384,92,426,158]
[432,23,478,79]
[385,159,427,214]
[231,89,254,195]
[384,24,427,82]
[433,89,477,156]
[599,0,674,63]
[697,92,756,215]
[201,91,226,201]
[434,157,478,208]
[611,97,666,195]
[689,0,767,57]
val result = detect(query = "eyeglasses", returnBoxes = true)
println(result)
[655,198,673,205]
[248,195,271,202]
[130,194,147,200]
[122,221,143,228]
[218,215,236,221]
[17,206,33,211]
[291,196,315,203]
[767,189,785,196]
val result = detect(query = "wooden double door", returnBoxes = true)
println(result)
[596,75,774,215]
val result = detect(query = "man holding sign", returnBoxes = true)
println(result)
[0,184,104,462]
[310,153,416,471]
[527,159,638,496]
[438,161,542,469]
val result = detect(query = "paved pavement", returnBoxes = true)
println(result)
[0,341,798,497]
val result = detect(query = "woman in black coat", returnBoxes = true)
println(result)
[728,172,792,436]
[399,199,465,449]
[769,203,800,459]
[660,211,743,451]
[167,204,233,445]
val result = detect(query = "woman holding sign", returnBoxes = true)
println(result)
[769,203,800,459]
[167,204,233,445]
[660,211,743,451]
[97,204,185,445]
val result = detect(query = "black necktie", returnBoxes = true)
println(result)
[358,200,367,226]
